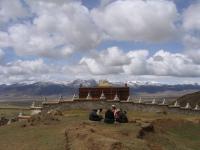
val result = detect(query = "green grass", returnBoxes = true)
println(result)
[167,123,200,150]
[0,109,30,118]
[0,123,65,150]
[0,102,31,118]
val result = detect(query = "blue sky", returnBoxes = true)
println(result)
[0,0,200,84]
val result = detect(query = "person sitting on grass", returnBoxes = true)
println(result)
[111,105,117,118]
[104,109,115,124]
[97,108,103,116]
[115,109,128,123]
[89,109,103,121]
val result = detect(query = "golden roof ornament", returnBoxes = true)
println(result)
[98,80,112,87]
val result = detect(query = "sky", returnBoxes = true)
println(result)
[0,0,200,84]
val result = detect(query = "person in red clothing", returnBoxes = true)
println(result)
[115,109,121,121]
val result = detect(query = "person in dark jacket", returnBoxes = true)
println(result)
[89,109,103,121]
[104,109,115,124]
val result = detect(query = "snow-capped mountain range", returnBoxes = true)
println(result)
[3,79,199,87]
[0,79,200,99]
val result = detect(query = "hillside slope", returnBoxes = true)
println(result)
[177,91,200,107]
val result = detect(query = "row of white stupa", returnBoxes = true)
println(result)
[72,92,120,101]
[41,91,200,111]
[71,92,199,110]
[132,98,199,110]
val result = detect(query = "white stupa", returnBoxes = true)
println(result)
[173,101,180,107]
[162,98,166,105]
[185,102,191,109]
[127,96,131,102]
[100,91,106,100]
[194,104,199,110]
[31,101,35,108]
[72,94,78,101]
[18,112,23,117]
[152,99,156,104]
[138,97,142,103]
[43,97,47,102]
[59,95,64,102]
[86,92,92,100]
[114,93,120,101]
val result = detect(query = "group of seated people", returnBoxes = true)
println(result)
[89,105,128,123]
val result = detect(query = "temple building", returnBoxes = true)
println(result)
[78,80,129,101]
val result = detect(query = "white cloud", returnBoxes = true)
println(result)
[147,50,200,77]
[0,0,101,58]
[1,59,51,76]
[27,0,79,6]
[185,49,200,64]
[0,0,28,24]
[183,3,200,31]
[99,47,130,66]
[91,0,178,42]
[1,48,200,84]
[183,34,200,49]
[0,49,4,61]
[0,31,11,47]
[77,47,200,77]
[0,59,57,84]
[0,0,200,84]
[80,57,123,75]
[124,50,149,75]
[182,2,200,63]
[6,23,74,58]
[79,47,129,75]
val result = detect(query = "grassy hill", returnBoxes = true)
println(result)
[177,91,200,107]
[0,109,200,150]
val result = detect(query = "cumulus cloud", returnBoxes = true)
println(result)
[0,0,28,24]
[78,47,200,77]
[147,50,200,77]
[0,49,4,61]
[1,47,200,84]
[98,47,130,66]
[79,47,127,75]
[123,50,149,75]
[185,49,200,64]
[91,0,178,42]
[0,59,56,84]
[80,47,130,75]
[183,35,200,50]
[0,31,11,47]
[0,59,51,76]
[0,0,101,58]
[80,58,121,75]
[183,3,200,31]
[182,2,200,63]
[0,0,200,83]
[183,2,200,48]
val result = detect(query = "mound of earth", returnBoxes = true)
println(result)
[63,117,200,150]
[177,91,200,107]
[64,121,149,150]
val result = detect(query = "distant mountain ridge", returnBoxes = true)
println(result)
[0,80,200,98]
